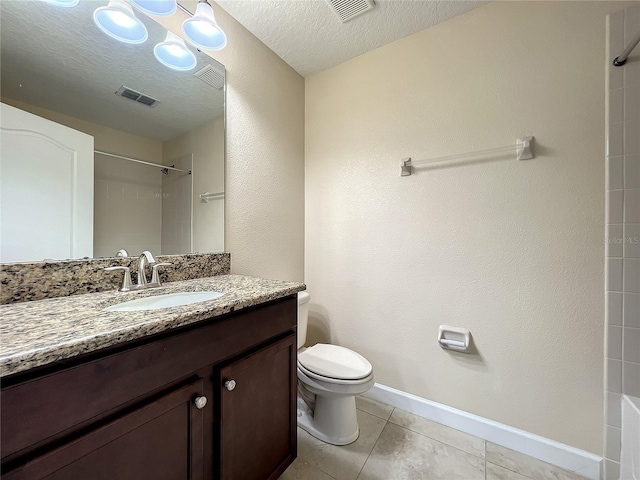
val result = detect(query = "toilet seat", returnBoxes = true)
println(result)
[298,344,372,383]
[297,362,373,385]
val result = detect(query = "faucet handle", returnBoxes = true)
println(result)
[151,263,172,285]
[104,266,132,292]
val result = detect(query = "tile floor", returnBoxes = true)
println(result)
[280,396,589,480]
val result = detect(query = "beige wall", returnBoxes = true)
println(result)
[305,1,634,454]
[156,3,306,282]
[210,7,304,282]
[0,97,162,161]
[163,117,225,253]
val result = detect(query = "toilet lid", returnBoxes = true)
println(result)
[298,344,372,380]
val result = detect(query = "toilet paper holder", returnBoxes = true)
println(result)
[438,325,471,353]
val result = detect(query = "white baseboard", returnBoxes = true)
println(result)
[363,383,602,480]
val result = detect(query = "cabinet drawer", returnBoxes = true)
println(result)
[1,296,296,461]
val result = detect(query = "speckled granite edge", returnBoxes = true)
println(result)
[0,253,230,304]
[0,274,306,377]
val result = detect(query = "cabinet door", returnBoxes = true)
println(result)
[218,334,297,480]
[4,379,206,480]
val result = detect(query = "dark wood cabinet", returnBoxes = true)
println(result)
[219,335,297,480]
[1,295,297,480]
[3,379,205,480]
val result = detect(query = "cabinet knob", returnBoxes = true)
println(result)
[224,380,237,391]
[194,396,208,409]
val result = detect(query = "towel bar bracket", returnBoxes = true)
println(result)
[518,136,534,161]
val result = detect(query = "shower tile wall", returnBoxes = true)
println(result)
[94,156,162,258]
[605,6,640,480]
[162,154,193,255]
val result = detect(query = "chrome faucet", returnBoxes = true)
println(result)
[104,250,172,292]
[137,250,156,287]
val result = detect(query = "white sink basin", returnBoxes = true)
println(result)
[104,291,225,312]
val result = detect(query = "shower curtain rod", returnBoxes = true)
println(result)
[614,29,640,66]
[95,150,192,174]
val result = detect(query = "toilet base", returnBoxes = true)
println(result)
[296,396,360,446]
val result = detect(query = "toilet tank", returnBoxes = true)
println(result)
[297,292,310,348]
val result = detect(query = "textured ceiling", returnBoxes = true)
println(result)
[216,0,486,77]
[0,1,224,142]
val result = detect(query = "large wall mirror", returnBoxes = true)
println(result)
[0,0,225,263]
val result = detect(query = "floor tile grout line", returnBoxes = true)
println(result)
[355,407,394,480]
[487,442,586,480]
[306,450,341,480]
[386,416,486,460]
[355,399,395,422]
[355,406,393,422]
[485,459,535,480]
[484,441,487,480]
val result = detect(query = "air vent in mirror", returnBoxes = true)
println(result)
[194,64,224,90]
[115,86,160,107]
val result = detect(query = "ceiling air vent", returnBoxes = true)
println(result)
[115,86,160,107]
[327,0,375,23]
[194,64,225,90]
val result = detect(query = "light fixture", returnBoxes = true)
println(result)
[42,0,80,7]
[129,0,176,17]
[154,32,197,71]
[93,0,148,45]
[182,0,227,51]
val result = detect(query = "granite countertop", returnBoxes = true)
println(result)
[0,275,306,378]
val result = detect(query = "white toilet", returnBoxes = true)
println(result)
[296,292,375,445]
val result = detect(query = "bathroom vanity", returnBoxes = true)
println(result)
[0,275,305,480]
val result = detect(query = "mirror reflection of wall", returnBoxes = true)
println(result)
[94,154,164,259]
[0,0,225,262]
[93,153,194,258]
